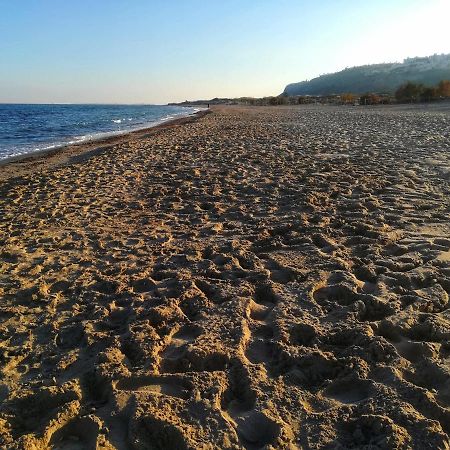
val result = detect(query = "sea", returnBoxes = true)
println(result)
[0,104,200,161]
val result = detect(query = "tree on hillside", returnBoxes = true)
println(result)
[267,96,288,105]
[395,82,424,102]
[341,93,356,104]
[437,80,450,97]
[420,86,437,102]
[360,93,381,105]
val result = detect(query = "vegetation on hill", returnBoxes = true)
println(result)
[170,74,450,108]
[284,54,450,96]
[395,79,450,102]
[170,79,450,108]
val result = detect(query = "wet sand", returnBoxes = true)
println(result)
[1,105,450,449]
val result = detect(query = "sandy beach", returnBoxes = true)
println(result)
[1,104,450,449]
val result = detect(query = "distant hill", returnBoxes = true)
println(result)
[283,54,450,96]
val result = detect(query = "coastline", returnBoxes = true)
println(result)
[0,108,210,181]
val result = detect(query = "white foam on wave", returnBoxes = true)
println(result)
[0,106,199,162]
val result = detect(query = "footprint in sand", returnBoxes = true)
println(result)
[159,324,203,373]
[115,375,192,400]
[49,416,100,450]
[322,376,374,404]
[245,283,278,367]
[233,411,280,449]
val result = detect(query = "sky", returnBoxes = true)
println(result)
[1,0,449,104]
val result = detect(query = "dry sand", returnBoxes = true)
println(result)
[0,105,450,449]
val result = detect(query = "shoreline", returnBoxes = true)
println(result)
[0,108,210,180]
[2,100,449,180]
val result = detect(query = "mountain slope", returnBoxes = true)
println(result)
[283,54,450,95]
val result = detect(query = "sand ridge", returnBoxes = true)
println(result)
[0,105,450,448]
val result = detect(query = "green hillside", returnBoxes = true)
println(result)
[283,54,450,95]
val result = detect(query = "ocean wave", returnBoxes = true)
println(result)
[0,104,198,161]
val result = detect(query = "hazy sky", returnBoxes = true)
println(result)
[1,0,449,104]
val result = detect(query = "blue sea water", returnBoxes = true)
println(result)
[0,104,199,161]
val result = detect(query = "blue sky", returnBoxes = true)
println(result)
[1,0,449,103]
